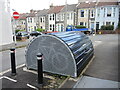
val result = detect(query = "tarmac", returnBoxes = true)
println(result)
[0,34,119,89]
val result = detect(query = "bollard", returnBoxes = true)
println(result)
[37,53,43,85]
[10,48,16,76]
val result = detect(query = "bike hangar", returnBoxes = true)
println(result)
[25,31,94,77]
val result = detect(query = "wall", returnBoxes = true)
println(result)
[95,6,119,30]
[0,0,13,45]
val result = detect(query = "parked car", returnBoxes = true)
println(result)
[16,31,29,40]
[30,31,42,37]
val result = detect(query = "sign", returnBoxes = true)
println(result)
[13,12,19,19]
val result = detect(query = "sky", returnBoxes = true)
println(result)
[10,0,78,13]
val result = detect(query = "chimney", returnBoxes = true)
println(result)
[30,9,34,13]
[50,3,54,8]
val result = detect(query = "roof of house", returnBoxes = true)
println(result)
[27,13,36,17]
[37,9,49,16]
[18,13,29,20]
[48,6,65,14]
[77,2,118,8]
[61,4,77,12]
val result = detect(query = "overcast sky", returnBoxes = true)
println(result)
[10,0,78,13]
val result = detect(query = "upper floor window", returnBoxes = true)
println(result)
[57,14,60,21]
[30,18,32,23]
[90,9,94,18]
[43,17,45,22]
[107,7,112,17]
[113,8,116,17]
[103,8,106,17]
[97,9,100,17]
[80,10,84,17]
[53,14,55,20]
[71,13,73,20]
[67,13,69,20]
[40,18,42,22]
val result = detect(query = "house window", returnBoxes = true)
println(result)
[30,18,32,23]
[34,18,36,23]
[103,22,105,25]
[97,9,100,17]
[50,15,52,20]
[40,18,42,22]
[106,22,111,25]
[113,8,115,17]
[85,22,87,26]
[57,14,60,21]
[43,17,44,22]
[91,9,94,17]
[80,22,84,25]
[80,10,84,17]
[50,24,52,30]
[112,22,114,26]
[53,24,55,31]
[67,13,69,20]
[71,13,73,20]
[107,7,112,17]
[62,14,64,20]
[53,14,55,20]
[104,8,106,17]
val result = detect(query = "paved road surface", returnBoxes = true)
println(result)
[0,47,26,72]
[0,34,118,83]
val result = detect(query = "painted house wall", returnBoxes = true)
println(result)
[0,0,13,45]
[26,17,37,32]
[78,9,89,27]
[38,16,46,29]
[48,13,56,31]
[67,11,75,25]
[95,5,119,30]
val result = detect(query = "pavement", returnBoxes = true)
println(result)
[0,39,29,51]
[0,34,119,89]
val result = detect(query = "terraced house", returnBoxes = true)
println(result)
[26,10,38,32]
[37,9,49,30]
[77,1,119,31]
[56,4,77,32]
[48,5,64,32]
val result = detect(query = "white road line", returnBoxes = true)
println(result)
[0,76,17,82]
[0,64,25,75]
[94,41,102,47]
[3,76,17,83]
[23,67,37,74]
[0,77,4,79]
[27,84,38,90]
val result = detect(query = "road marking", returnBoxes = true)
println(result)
[0,77,4,79]
[27,84,38,90]
[0,76,17,83]
[94,41,102,47]
[0,64,25,75]
[23,67,37,74]
[3,76,17,82]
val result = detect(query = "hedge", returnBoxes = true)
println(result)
[15,30,25,33]
[101,25,114,30]
[75,25,86,29]
[36,28,45,32]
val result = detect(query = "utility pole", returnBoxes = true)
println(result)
[64,0,67,31]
